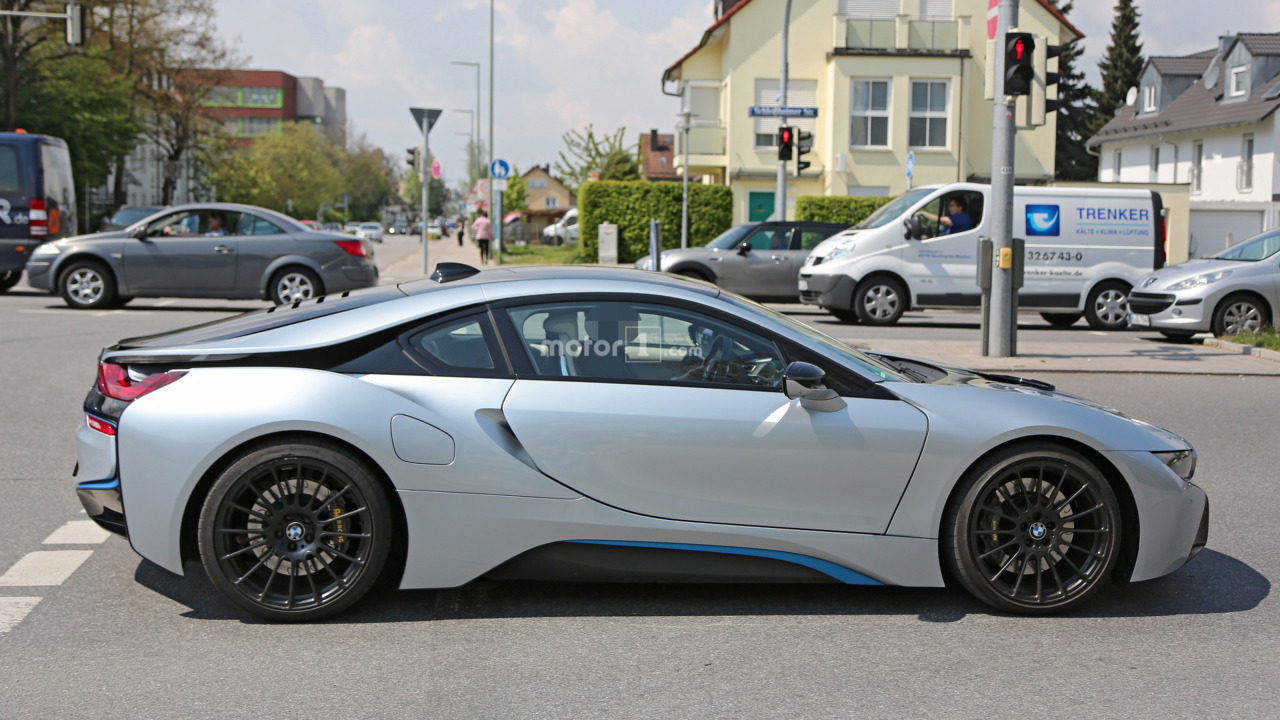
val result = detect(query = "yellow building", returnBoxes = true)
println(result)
[663,0,1082,223]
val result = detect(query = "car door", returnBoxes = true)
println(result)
[716,224,793,297]
[496,297,929,534]
[235,212,295,294]
[123,209,238,294]
[905,191,984,307]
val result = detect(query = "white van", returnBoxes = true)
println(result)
[797,183,1167,330]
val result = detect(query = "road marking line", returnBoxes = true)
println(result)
[0,551,94,586]
[0,597,41,633]
[1091,331,1108,336]
[42,521,110,545]
[154,299,177,307]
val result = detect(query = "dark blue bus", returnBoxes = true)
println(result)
[0,132,76,292]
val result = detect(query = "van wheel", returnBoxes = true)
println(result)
[854,277,907,326]
[0,269,20,293]
[1084,281,1130,331]
[1212,294,1270,337]
[59,260,117,309]
[1040,312,1082,328]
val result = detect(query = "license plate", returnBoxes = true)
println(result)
[1129,313,1150,327]
[798,280,809,291]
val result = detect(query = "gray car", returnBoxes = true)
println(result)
[26,202,378,308]
[636,221,847,301]
[1128,228,1279,338]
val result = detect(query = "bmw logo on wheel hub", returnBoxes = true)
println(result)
[285,522,306,542]
[1029,522,1048,541]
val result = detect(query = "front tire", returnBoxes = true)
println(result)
[1084,281,1131,331]
[943,442,1121,614]
[1211,293,1270,337]
[853,276,907,326]
[270,267,323,305]
[197,439,393,622]
[59,260,117,309]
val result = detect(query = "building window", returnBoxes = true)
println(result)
[223,117,240,136]
[1142,84,1156,112]
[1230,66,1247,97]
[530,178,546,189]
[1192,140,1203,193]
[908,80,949,148]
[1113,150,1122,182]
[754,78,818,148]
[545,196,558,208]
[243,117,279,136]
[850,79,890,148]
[207,86,239,105]
[1150,145,1160,182]
[1239,134,1254,191]
[246,87,280,106]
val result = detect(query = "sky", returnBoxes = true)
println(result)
[214,0,1280,189]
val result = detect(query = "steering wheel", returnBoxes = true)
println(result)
[700,334,732,382]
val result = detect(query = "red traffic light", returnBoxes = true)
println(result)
[780,128,792,143]
[1014,38,1025,60]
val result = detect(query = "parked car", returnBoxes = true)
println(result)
[386,221,408,236]
[636,221,848,302]
[73,264,1207,621]
[100,205,166,233]
[542,207,578,245]
[799,183,1168,328]
[322,222,344,233]
[299,220,320,231]
[344,222,361,234]
[1128,227,1279,338]
[355,222,382,243]
[25,202,377,308]
[0,131,76,293]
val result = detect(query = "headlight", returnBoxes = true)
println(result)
[636,257,653,271]
[31,242,63,257]
[1153,449,1196,481]
[1165,271,1231,291]
[825,239,857,262]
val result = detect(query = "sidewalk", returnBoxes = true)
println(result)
[380,232,491,284]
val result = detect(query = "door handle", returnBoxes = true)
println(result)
[213,245,233,254]
[771,255,784,262]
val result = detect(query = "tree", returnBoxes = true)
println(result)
[552,125,640,191]
[503,166,528,213]
[343,132,395,221]
[1092,0,1144,134]
[0,0,80,130]
[242,122,343,218]
[1047,1,1099,180]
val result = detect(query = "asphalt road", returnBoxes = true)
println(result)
[1,246,1276,718]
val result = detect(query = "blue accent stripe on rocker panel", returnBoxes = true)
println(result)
[77,478,120,490]
[567,540,883,585]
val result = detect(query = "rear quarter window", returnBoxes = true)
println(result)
[0,145,25,196]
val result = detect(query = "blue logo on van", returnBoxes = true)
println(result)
[1026,205,1060,236]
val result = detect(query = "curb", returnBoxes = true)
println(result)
[1203,337,1280,363]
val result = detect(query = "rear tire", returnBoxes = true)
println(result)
[58,260,117,309]
[270,267,323,305]
[0,269,20,292]
[1211,293,1270,338]
[1040,312,1082,328]
[1084,281,1131,331]
[853,276,907,326]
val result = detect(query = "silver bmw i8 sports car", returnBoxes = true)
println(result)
[74,264,1208,621]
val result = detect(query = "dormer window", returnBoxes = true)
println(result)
[1230,66,1248,97]
[1142,84,1157,112]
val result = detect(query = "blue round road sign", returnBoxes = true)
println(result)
[490,159,511,179]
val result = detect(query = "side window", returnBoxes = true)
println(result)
[404,314,503,376]
[503,300,786,389]
[798,229,830,251]
[239,214,285,235]
[0,145,23,195]
[145,210,239,237]
[743,227,790,251]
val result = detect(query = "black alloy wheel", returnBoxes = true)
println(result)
[198,440,392,621]
[944,443,1121,614]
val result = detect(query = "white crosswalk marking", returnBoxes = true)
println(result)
[0,551,94,586]
[42,520,110,545]
[0,597,42,633]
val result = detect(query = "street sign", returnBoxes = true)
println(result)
[163,161,181,179]
[748,106,818,118]
[987,0,999,41]
[409,107,441,132]
[489,159,511,179]
[906,151,915,180]
[493,178,508,191]
[430,160,442,179]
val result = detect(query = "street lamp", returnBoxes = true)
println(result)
[450,61,481,184]
[451,109,475,186]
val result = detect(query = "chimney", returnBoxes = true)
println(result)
[1218,35,1235,55]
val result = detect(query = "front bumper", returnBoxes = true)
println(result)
[24,257,54,290]
[1127,291,1212,333]
[798,271,855,310]
[1106,449,1209,582]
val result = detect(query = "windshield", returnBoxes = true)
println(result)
[112,207,161,227]
[1211,230,1280,262]
[854,188,934,229]
[717,291,906,382]
[705,224,758,250]
[360,223,380,230]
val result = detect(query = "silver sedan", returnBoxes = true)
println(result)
[26,202,378,308]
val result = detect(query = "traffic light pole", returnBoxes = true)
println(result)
[421,117,431,276]
[986,0,1019,357]
[775,0,792,222]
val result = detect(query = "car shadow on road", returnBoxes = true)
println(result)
[135,548,1266,625]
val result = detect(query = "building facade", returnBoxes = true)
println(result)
[640,131,680,181]
[663,0,1080,223]
[1090,34,1280,258]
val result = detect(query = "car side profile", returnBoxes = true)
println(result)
[25,202,378,308]
[74,264,1207,621]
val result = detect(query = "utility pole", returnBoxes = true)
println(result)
[489,0,499,264]
[987,0,1019,357]
[421,117,431,276]
[775,0,793,222]
[678,108,692,248]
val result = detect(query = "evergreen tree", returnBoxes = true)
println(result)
[1047,1,1099,180]
[1093,0,1144,128]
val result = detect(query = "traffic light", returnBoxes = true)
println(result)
[794,129,813,177]
[65,3,86,46]
[1003,32,1034,96]
[777,126,794,161]
[405,147,419,173]
[1029,37,1063,126]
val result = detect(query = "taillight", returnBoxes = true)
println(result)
[29,199,47,238]
[334,240,369,257]
[86,415,116,436]
[96,362,186,402]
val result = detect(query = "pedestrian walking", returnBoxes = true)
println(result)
[471,210,493,264]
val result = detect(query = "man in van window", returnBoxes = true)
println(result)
[936,197,972,234]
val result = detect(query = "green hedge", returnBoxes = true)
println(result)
[580,181,733,264]
[795,195,893,225]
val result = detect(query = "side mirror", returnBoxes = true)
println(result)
[903,216,923,240]
[736,242,751,256]
[129,226,148,240]
[782,361,846,412]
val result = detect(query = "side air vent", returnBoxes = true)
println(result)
[431,262,482,283]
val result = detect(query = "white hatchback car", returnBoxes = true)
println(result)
[356,222,383,243]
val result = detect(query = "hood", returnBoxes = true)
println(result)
[808,229,863,259]
[1135,257,1241,292]
[62,229,132,244]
